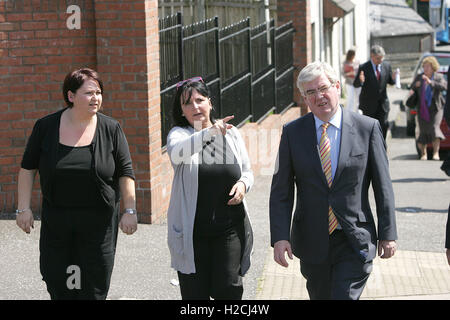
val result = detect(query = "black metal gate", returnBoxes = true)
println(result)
[159,12,294,146]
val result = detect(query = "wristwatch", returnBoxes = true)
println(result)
[123,208,137,215]
[15,208,30,214]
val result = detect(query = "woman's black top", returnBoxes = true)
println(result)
[194,136,246,236]
[21,108,135,212]
[52,143,103,208]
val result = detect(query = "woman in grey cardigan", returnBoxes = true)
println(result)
[166,77,254,300]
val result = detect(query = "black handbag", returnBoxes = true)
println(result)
[405,91,418,108]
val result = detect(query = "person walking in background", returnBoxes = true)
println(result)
[16,68,137,299]
[166,77,254,300]
[408,56,447,160]
[353,45,397,140]
[342,49,361,112]
[269,61,397,300]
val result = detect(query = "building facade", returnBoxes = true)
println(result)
[277,0,370,113]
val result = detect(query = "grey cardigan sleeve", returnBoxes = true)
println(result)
[167,126,214,166]
[230,126,253,193]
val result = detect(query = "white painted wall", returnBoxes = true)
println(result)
[309,0,370,82]
[353,0,370,63]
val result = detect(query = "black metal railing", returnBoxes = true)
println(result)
[159,12,294,146]
[275,21,295,114]
[219,18,252,125]
[251,19,275,122]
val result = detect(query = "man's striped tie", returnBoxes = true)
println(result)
[319,122,338,234]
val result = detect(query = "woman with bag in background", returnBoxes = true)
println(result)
[408,56,447,160]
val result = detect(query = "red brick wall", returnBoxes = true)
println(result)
[93,0,167,223]
[0,0,166,223]
[144,0,172,224]
[277,0,311,115]
[0,0,97,215]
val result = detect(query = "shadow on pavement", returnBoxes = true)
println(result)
[392,177,448,183]
[396,206,448,214]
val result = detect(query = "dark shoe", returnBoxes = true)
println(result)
[441,159,450,177]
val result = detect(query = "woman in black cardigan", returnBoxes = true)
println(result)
[16,68,137,300]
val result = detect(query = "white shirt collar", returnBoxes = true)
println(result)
[371,60,380,73]
[313,105,342,131]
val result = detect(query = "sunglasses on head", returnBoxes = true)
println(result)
[176,76,204,90]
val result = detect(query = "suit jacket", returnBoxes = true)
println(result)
[444,69,450,125]
[353,60,395,116]
[269,107,397,264]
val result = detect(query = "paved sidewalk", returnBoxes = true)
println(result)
[255,248,450,300]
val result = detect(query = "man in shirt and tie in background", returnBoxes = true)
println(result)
[353,45,397,140]
[269,61,397,300]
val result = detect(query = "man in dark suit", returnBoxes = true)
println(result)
[444,68,450,126]
[353,45,396,140]
[441,69,450,176]
[269,61,397,300]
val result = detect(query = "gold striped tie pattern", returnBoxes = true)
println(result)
[319,122,338,234]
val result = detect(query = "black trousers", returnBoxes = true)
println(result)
[39,203,118,300]
[299,230,373,300]
[368,108,389,140]
[177,224,245,300]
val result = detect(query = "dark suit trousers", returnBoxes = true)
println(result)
[366,107,389,140]
[299,230,373,300]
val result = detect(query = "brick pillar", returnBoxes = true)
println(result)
[0,0,97,214]
[144,0,172,224]
[277,0,311,115]
[94,0,165,223]
[0,0,165,223]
